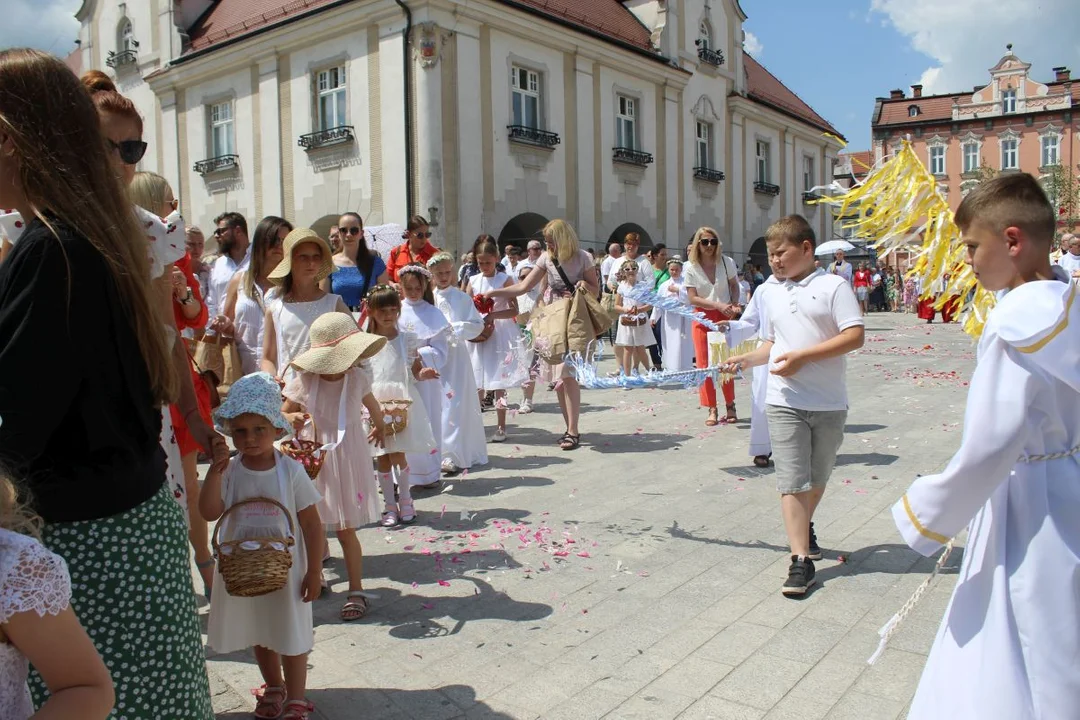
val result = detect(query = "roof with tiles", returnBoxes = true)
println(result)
[743,55,842,138]
[875,83,1080,127]
[186,0,655,54]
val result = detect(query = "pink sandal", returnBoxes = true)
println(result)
[282,700,315,720]
[252,684,286,719]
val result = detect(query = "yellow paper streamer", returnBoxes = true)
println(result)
[812,141,993,339]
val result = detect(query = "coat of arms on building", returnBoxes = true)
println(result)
[413,22,448,69]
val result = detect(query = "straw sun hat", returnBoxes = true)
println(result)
[290,312,387,375]
[268,227,335,285]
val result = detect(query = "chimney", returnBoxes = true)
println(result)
[911,84,923,98]
[890,88,905,100]
[1054,66,1071,82]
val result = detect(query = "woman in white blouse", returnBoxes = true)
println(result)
[682,227,741,426]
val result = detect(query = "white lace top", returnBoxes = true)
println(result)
[0,528,72,720]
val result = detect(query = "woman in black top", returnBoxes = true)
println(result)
[0,49,216,717]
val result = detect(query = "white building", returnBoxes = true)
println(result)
[73,0,843,263]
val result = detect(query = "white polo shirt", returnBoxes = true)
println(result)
[204,251,250,331]
[764,268,863,411]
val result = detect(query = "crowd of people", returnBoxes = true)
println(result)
[0,47,1078,720]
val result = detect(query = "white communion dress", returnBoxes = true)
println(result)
[367,332,437,458]
[724,275,780,458]
[650,277,694,371]
[466,272,530,390]
[399,298,452,486]
[433,286,489,470]
[268,293,342,385]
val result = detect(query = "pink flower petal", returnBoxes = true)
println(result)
[576,551,591,558]
[437,580,451,587]
[421,602,435,610]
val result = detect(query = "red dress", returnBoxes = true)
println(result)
[168,253,213,456]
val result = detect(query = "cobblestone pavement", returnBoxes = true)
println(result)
[204,311,977,720]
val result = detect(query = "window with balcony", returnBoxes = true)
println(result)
[1002,88,1017,114]
[511,66,541,129]
[1041,134,1060,168]
[107,18,139,68]
[1001,138,1018,170]
[210,102,234,159]
[693,121,723,182]
[696,20,724,67]
[929,145,946,176]
[755,140,770,183]
[120,20,136,52]
[616,95,637,151]
[316,66,347,132]
[962,142,979,174]
[803,155,815,192]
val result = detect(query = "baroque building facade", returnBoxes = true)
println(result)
[74,0,843,259]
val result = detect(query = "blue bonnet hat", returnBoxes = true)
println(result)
[212,372,291,438]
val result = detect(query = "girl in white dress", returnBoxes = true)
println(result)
[262,228,349,386]
[613,261,655,376]
[466,236,529,442]
[428,253,489,474]
[0,463,113,720]
[650,258,694,372]
[222,217,291,375]
[201,373,324,720]
[397,265,453,488]
[364,286,440,527]
[283,313,388,622]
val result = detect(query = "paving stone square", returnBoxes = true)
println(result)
[205,312,976,719]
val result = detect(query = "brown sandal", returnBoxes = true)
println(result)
[705,409,719,427]
[725,403,738,422]
[341,594,370,622]
[281,699,315,720]
[753,454,772,468]
[252,684,287,719]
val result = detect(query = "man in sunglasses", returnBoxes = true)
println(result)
[195,212,250,388]
[387,215,440,282]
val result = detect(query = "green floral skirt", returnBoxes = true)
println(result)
[30,484,213,719]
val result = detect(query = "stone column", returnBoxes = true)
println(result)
[664,85,680,243]
[159,89,181,201]
[730,113,745,253]
[784,132,796,215]
[413,22,446,226]
[456,23,483,246]
[575,56,596,240]
[257,55,283,218]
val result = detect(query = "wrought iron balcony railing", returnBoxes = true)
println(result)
[193,154,239,175]
[298,126,355,151]
[507,125,561,148]
[613,147,654,167]
[754,181,780,196]
[693,167,726,183]
[105,50,137,69]
[697,47,725,68]
[802,191,822,203]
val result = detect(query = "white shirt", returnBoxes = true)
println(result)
[205,251,250,331]
[738,279,751,305]
[1055,251,1080,276]
[763,269,864,411]
[608,254,652,288]
[682,255,740,304]
[829,260,854,285]
[600,254,618,283]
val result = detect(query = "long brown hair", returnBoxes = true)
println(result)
[0,49,176,403]
[81,69,144,134]
[245,215,292,306]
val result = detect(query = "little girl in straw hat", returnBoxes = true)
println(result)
[282,312,388,622]
[199,372,325,720]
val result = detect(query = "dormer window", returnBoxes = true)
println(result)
[120,20,135,51]
[698,21,712,51]
[908,105,920,118]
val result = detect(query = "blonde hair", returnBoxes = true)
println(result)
[543,219,580,263]
[427,251,455,268]
[687,227,721,265]
[0,475,41,538]
[0,50,176,404]
[128,171,173,217]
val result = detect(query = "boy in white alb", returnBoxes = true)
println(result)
[895,174,1080,719]
[726,215,864,596]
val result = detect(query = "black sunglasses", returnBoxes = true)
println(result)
[699,237,719,247]
[108,138,148,165]
[414,232,433,239]
[343,226,363,236]
[214,226,232,237]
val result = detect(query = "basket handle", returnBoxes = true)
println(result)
[212,496,297,552]
[290,417,318,446]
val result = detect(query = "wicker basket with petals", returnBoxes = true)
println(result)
[381,399,412,435]
[280,420,325,479]
[213,497,295,597]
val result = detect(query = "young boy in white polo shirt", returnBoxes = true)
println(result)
[726,215,865,595]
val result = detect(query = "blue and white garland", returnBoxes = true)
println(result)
[568,354,740,390]
[621,284,725,331]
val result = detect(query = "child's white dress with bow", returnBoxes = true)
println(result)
[207,453,321,656]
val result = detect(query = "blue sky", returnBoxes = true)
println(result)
[743,0,1080,151]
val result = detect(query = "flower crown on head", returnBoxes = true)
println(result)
[398,263,433,280]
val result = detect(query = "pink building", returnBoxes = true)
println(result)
[870,46,1078,231]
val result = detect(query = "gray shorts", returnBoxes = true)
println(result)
[765,405,847,494]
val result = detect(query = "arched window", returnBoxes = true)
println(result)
[698,20,712,51]
[119,20,136,52]
[908,105,920,118]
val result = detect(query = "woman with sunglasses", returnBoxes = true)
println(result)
[0,50,216,718]
[220,216,292,375]
[684,227,742,426]
[322,212,388,313]
[387,215,439,283]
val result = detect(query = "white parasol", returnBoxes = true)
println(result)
[814,239,856,256]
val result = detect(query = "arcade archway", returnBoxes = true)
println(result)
[607,223,653,249]
[497,212,548,253]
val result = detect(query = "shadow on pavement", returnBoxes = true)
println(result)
[587,432,692,454]
[667,521,790,553]
[834,452,899,467]
[441,474,556,498]
[483,454,573,473]
[299,686,516,720]
[844,423,888,433]
[810,542,963,594]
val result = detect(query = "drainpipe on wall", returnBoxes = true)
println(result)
[395,0,415,218]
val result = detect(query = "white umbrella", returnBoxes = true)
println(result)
[814,240,856,256]
[363,223,406,259]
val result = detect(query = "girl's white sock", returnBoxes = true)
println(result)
[377,471,396,508]
[397,467,413,504]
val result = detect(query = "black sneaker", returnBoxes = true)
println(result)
[782,556,816,596]
[808,522,822,561]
